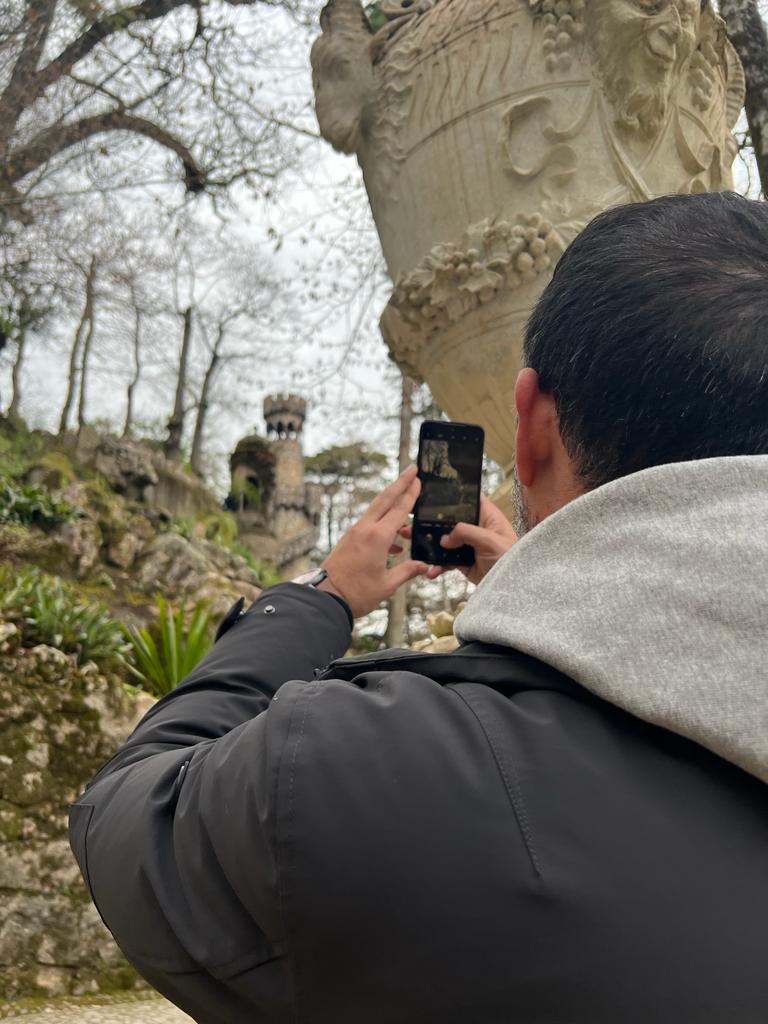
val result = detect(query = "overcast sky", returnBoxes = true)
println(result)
[3,3,405,493]
[2,4,759,494]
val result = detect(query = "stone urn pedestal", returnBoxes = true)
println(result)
[312,0,744,475]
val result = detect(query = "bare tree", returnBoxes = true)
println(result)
[123,298,142,438]
[76,263,98,436]
[2,285,50,418]
[59,255,96,433]
[189,321,223,476]
[722,0,768,195]
[0,0,314,225]
[7,329,25,419]
[165,305,193,461]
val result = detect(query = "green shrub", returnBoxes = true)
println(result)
[0,418,47,479]
[229,541,282,587]
[0,566,130,668]
[0,478,79,531]
[201,511,238,546]
[167,515,194,540]
[123,595,213,697]
[30,450,77,486]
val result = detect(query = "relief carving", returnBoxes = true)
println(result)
[530,0,586,74]
[312,0,745,469]
[389,213,565,333]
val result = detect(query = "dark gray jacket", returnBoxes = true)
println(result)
[70,580,767,1024]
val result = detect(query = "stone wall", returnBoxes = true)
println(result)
[0,623,147,1002]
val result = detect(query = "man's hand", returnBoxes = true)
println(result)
[320,465,429,619]
[418,494,518,586]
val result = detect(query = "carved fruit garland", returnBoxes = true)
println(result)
[390,213,568,331]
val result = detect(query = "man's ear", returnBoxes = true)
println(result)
[514,368,558,487]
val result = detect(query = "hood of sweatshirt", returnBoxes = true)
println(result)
[455,456,768,784]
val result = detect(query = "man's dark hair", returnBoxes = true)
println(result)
[523,192,768,490]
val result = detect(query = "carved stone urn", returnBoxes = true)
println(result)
[311,0,744,473]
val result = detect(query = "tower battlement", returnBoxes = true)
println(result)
[264,394,307,438]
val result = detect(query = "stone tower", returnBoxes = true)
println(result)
[229,395,320,579]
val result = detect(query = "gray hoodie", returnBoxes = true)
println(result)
[455,456,768,784]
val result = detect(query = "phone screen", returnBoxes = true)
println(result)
[412,421,484,566]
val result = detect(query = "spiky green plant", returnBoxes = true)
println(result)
[123,595,213,697]
[0,566,129,668]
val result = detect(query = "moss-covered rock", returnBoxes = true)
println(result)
[0,625,146,1001]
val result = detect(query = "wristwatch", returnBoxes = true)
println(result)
[291,568,330,588]
[289,568,353,627]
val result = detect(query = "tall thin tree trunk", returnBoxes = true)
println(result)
[8,324,26,419]
[326,488,336,552]
[721,0,768,194]
[165,306,193,461]
[123,300,141,438]
[59,259,96,434]
[76,278,97,438]
[189,329,222,477]
[384,373,416,648]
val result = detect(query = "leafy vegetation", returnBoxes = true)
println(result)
[123,595,214,697]
[0,418,48,480]
[170,509,239,547]
[0,566,129,669]
[230,475,265,512]
[0,567,217,692]
[229,541,282,587]
[0,478,79,530]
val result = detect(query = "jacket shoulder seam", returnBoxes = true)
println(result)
[450,687,542,879]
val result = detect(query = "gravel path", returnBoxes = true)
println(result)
[2,997,193,1023]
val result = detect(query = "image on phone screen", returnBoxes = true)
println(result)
[412,422,484,566]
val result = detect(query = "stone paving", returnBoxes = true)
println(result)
[2,997,193,1023]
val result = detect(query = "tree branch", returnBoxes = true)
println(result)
[0,0,57,142]
[26,0,281,106]
[7,110,207,191]
[27,0,196,104]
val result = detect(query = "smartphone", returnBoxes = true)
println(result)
[411,420,484,566]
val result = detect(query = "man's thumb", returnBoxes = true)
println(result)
[441,523,485,549]
[388,560,429,591]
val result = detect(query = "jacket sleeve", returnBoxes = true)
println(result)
[68,583,351,1017]
[87,582,352,783]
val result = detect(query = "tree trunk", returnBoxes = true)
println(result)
[384,373,416,648]
[189,328,222,477]
[8,324,26,419]
[123,302,141,438]
[721,0,768,195]
[76,269,97,437]
[326,487,336,552]
[164,306,193,461]
[59,257,96,434]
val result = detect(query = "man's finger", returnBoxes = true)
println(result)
[379,476,421,533]
[388,544,404,555]
[386,559,429,592]
[441,523,491,549]
[362,464,418,523]
[398,526,413,540]
[425,565,446,580]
